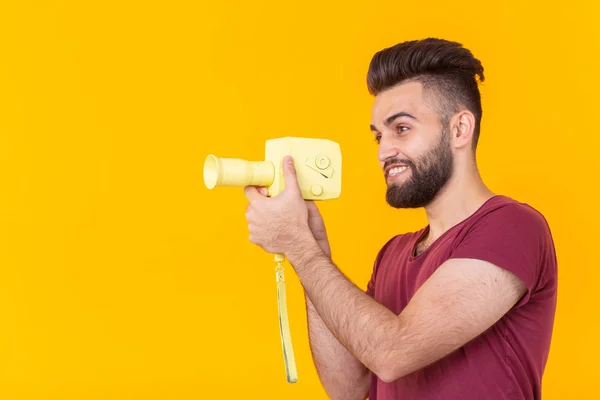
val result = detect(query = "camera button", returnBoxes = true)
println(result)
[315,155,330,169]
[310,184,323,196]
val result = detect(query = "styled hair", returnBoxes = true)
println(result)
[367,38,485,149]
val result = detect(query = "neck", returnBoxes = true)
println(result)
[424,159,495,242]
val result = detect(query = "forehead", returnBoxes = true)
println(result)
[371,80,437,125]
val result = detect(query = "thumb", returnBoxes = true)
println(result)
[282,156,301,196]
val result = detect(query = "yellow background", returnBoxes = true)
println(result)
[1,0,598,398]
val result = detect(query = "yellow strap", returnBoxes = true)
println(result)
[275,260,298,383]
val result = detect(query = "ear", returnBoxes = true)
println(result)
[450,110,476,150]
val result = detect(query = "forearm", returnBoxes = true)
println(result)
[305,294,370,400]
[287,236,405,382]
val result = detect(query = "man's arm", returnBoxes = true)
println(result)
[287,236,527,383]
[305,294,370,400]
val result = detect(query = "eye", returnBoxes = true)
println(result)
[374,133,381,144]
[397,125,409,134]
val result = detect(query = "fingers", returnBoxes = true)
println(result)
[305,200,316,213]
[243,186,263,202]
[306,200,322,213]
[244,186,270,202]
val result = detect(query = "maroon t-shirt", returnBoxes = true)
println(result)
[365,195,557,400]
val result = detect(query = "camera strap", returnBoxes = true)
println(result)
[275,259,298,383]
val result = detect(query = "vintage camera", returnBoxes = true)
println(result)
[203,137,342,200]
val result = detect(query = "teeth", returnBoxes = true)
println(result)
[388,166,408,176]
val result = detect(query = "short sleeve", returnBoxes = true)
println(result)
[449,203,551,308]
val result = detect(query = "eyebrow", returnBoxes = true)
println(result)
[370,111,418,131]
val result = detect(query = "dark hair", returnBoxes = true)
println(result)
[367,38,485,149]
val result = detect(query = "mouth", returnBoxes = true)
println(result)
[385,164,409,180]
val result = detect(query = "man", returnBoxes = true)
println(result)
[244,38,557,400]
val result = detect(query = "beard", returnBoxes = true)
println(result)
[385,128,454,209]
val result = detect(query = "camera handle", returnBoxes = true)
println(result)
[274,252,298,383]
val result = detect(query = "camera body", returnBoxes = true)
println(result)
[204,136,342,200]
[264,137,341,199]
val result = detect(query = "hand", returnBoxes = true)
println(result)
[244,156,310,255]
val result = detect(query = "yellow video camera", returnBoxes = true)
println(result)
[203,136,342,199]
[202,137,343,384]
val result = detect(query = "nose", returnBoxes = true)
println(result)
[378,135,400,163]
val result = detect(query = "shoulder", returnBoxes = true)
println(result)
[466,195,553,241]
[450,195,557,298]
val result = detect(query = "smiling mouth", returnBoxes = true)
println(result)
[387,166,409,177]
[385,163,410,181]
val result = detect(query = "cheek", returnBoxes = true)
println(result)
[396,132,428,162]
